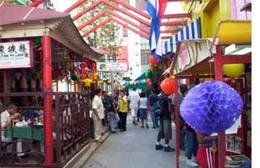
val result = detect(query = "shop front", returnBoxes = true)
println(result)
[0,2,103,167]
[171,20,251,168]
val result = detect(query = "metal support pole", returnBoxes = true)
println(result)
[42,35,54,164]
[174,91,180,168]
[214,45,225,168]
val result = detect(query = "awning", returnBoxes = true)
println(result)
[125,80,147,90]
[214,20,251,45]
[162,17,202,54]
[135,70,153,81]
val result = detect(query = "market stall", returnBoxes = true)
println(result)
[0,2,104,167]
[171,20,251,168]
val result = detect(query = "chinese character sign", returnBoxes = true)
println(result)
[0,41,33,69]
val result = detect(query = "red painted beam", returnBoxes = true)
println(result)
[112,0,150,19]
[78,9,108,31]
[73,0,150,26]
[29,0,44,7]
[83,17,112,37]
[161,29,180,34]
[108,10,149,34]
[78,9,149,34]
[64,0,86,13]
[214,45,225,168]
[161,20,187,26]
[82,17,149,39]
[162,13,192,19]
[111,17,149,39]
[102,0,150,26]
[222,54,251,64]
[73,0,103,20]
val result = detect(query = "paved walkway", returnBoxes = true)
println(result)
[81,115,197,168]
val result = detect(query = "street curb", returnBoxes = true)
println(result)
[63,132,110,168]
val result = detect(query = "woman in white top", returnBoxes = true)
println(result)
[139,91,149,129]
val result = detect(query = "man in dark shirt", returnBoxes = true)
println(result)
[155,92,175,152]
[148,90,159,129]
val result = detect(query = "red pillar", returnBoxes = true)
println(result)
[214,45,226,168]
[42,35,54,164]
[174,91,180,168]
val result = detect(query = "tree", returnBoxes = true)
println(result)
[74,0,122,61]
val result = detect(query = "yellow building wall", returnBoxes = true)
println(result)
[182,0,231,38]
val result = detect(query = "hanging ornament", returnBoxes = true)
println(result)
[160,76,178,95]
[223,64,245,78]
[81,73,87,79]
[80,63,87,68]
[91,72,98,80]
[82,78,93,87]
[180,80,243,135]
[80,68,86,74]
[148,55,159,65]
[34,37,42,47]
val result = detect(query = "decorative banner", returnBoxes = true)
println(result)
[175,39,215,74]
[97,62,128,72]
[0,41,33,69]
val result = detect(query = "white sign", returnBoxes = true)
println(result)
[97,62,128,72]
[0,41,33,69]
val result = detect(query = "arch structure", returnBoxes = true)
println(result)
[63,0,195,40]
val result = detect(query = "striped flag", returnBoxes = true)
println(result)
[146,0,168,59]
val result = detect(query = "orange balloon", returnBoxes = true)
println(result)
[148,55,159,65]
[160,77,178,95]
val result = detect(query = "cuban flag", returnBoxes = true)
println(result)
[146,0,168,59]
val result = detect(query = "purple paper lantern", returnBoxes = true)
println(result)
[180,80,243,135]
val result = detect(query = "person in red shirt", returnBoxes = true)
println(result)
[196,132,218,168]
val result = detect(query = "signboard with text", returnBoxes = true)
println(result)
[97,62,128,72]
[0,41,33,69]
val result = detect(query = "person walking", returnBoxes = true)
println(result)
[139,91,149,129]
[155,91,175,152]
[179,84,198,166]
[91,89,105,142]
[117,90,128,132]
[148,89,159,129]
[104,92,118,133]
[128,88,140,126]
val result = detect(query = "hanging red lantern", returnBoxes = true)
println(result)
[81,73,87,79]
[148,55,159,65]
[160,77,178,95]
[80,63,87,68]
[80,68,86,74]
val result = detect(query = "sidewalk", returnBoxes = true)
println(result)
[72,115,199,168]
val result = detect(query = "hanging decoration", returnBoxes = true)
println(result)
[180,80,243,135]
[91,72,98,80]
[34,37,42,47]
[82,78,93,87]
[223,64,245,78]
[148,55,159,65]
[160,76,178,95]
